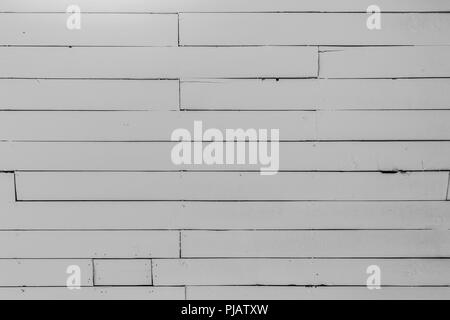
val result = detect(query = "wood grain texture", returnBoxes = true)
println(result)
[0,14,178,46]
[181,231,450,258]
[2,0,449,13]
[181,13,450,46]
[153,259,450,286]
[15,172,449,201]
[0,231,179,258]
[0,47,317,79]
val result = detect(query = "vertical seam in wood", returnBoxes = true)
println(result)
[317,46,321,78]
[177,13,180,47]
[446,172,450,200]
[91,259,96,287]
[178,79,182,111]
[150,259,154,286]
[13,172,18,202]
[179,231,182,258]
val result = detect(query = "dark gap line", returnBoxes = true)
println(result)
[2,77,450,80]
[0,109,182,112]
[9,199,450,204]
[2,11,450,14]
[14,200,450,203]
[12,172,18,202]
[0,45,178,48]
[3,109,450,112]
[9,170,450,173]
[4,140,450,143]
[0,229,444,232]
[447,173,450,200]
[91,258,96,286]
[90,285,450,288]
[5,140,450,143]
[0,257,449,261]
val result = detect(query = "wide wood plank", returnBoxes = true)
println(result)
[94,260,152,286]
[2,171,447,231]
[153,259,450,286]
[0,231,179,258]
[0,47,317,79]
[0,287,185,300]
[15,172,449,201]
[187,286,450,300]
[2,111,450,141]
[2,0,449,13]
[1,172,449,230]
[181,13,450,46]
[181,79,450,110]
[0,14,178,46]
[317,111,450,141]
[2,142,450,171]
[181,231,450,258]
[1,201,450,231]
[0,111,316,141]
[0,80,178,111]
[0,259,93,287]
[320,47,450,78]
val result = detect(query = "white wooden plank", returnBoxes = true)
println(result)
[3,111,450,141]
[0,111,316,141]
[181,13,450,46]
[0,80,179,111]
[15,172,449,201]
[0,14,178,46]
[2,0,449,13]
[0,231,179,258]
[448,182,450,200]
[320,47,450,78]
[0,47,317,79]
[317,111,450,141]
[2,142,450,171]
[181,79,450,110]
[181,230,450,258]
[1,200,449,231]
[153,259,450,286]
[0,259,93,287]
[0,287,185,300]
[0,173,15,203]
[94,260,152,286]
[187,286,450,300]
